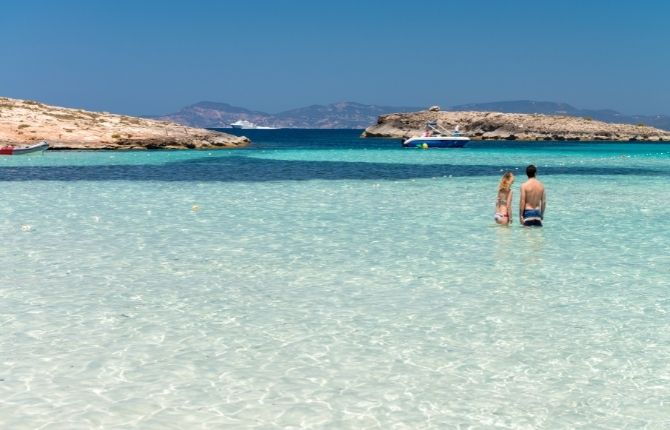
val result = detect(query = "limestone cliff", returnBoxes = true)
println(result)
[362,110,670,141]
[0,97,249,149]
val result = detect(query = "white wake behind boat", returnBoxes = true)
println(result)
[0,141,49,155]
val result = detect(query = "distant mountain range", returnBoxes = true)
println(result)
[152,101,421,129]
[152,100,670,131]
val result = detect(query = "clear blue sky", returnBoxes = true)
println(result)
[2,0,669,115]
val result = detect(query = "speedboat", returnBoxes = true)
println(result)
[230,119,276,129]
[402,122,469,148]
[0,141,49,155]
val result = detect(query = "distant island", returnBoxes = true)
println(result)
[152,101,422,129]
[363,109,670,142]
[153,100,670,131]
[0,97,248,150]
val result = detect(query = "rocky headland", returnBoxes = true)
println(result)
[363,110,670,142]
[0,97,249,150]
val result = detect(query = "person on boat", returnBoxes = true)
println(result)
[519,164,546,227]
[494,171,514,225]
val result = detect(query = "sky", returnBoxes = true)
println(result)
[1,0,669,116]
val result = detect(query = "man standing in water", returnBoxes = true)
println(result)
[519,164,546,227]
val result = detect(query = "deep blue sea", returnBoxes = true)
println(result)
[1,129,669,429]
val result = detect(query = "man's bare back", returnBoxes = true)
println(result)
[519,165,546,226]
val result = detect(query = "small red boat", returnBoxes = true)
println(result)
[0,141,49,155]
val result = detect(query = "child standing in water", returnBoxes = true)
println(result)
[494,172,514,225]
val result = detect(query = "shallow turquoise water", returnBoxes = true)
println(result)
[1,132,669,428]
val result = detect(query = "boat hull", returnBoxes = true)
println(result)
[0,141,49,155]
[231,124,276,129]
[402,137,469,148]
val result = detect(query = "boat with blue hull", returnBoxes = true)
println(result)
[402,122,469,148]
[402,136,469,148]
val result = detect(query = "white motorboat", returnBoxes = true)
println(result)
[0,141,49,155]
[402,122,470,148]
[230,120,276,129]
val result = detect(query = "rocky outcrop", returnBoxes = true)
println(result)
[451,100,670,131]
[362,110,670,141]
[0,97,249,149]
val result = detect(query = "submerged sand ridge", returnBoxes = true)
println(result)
[0,97,249,149]
[363,110,670,141]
